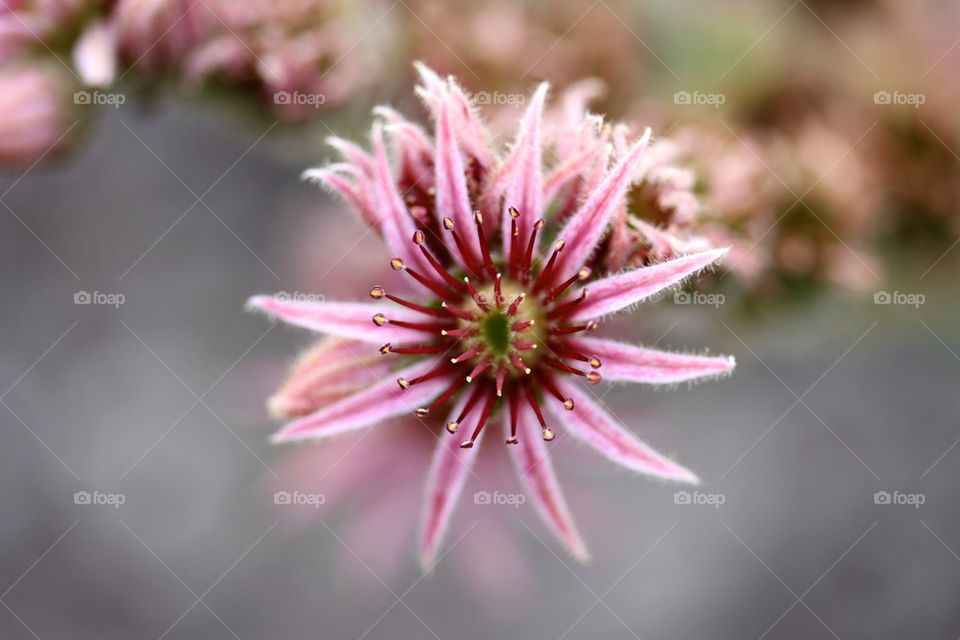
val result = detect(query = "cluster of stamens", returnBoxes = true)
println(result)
[370,208,602,448]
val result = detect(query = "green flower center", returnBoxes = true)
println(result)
[480,311,511,355]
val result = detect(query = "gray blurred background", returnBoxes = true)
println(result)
[2,90,960,640]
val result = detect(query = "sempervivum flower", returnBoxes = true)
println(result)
[606,122,775,285]
[249,65,735,563]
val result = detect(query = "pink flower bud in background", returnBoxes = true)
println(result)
[72,17,117,87]
[0,62,73,167]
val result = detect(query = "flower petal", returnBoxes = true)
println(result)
[303,165,377,228]
[273,359,449,443]
[501,82,548,267]
[547,378,699,483]
[434,85,481,270]
[247,296,434,344]
[371,124,434,277]
[553,129,651,280]
[419,393,485,567]
[268,338,393,419]
[572,336,735,385]
[570,247,728,321]
[507,402,589,561]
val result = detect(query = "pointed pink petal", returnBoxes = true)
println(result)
[302,166,377,228]
[371,124,434,277]
[326,136,375,174]
[508,403,589,561]
[268,338,393,419]
[247,296,434,344]
[542,142,604,205]
[419,393,485,567]
[501,82,548,266]
[434,86,481,269]
[375,105,433,174]
[73,19,117,87]
[547,378,699,483]
[553,129,651,280]
[273,360,449,443]
[572,336,735,385]
[571,247,729,321]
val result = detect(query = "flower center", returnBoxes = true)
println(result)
[450,279,544,379]
[479,311,510,355]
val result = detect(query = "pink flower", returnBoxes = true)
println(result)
[249,65,735,564]
[0,62,73,166]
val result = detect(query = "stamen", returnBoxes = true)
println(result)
[381,343,448,355]
[447,385,485,434]
[543,358,603,384]
[441,327,476,338]
[533,239,565,292]
[463,277,491,311]
[521,218,545,278]
[548,289,589,318]
[548,320,599,336]
[513,340,537,351]
[371,287,446,318]
[511,319,535,332]
[386,318,451,332]
[544,266,591,303]
[473,211,496,277]
[507,293,525,317]
[442,217,484,277]
[508,206,521,276]
[441,301,477,321]
[506,392,519,445]
[466,360,490,382]
[494,273,503,308]
[510,353,531,375]
[451,345,483,364]
[495,368,507,397]
[398,362,451,390]
[412,231,465,291]
[419,376,468,416]
[523,382,554,441]
[390,257,455,300]
[554,347,603,368]
[460,387,497,448]
[540,375,575,411]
